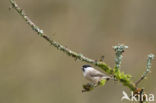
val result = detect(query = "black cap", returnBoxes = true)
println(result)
[82,65,91,68]
[82,65,91,72]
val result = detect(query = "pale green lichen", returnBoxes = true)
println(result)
[113,44,128,69]
[142,54,155,78]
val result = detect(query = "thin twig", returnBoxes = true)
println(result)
[113,44,128,70]
[9,0,139,91]
[9,0,96,64]
[135,54,155,86]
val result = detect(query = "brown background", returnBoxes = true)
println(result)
[0,0,156,103]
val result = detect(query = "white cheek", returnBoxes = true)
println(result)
[83,70,87,77]
[83,68,91,77]
[83,67,95,77]
[83,68,93,77]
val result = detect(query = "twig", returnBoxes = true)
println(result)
[135,54,155,86]
[9,0,96,64]
[99,55,105,62]
[113,44,128,70]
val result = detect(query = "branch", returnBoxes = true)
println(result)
[9,0,96,64]
[9,0,141,91]
[113,44,128,70]
[135,54,155,86]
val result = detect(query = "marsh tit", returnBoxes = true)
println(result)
[81,65,111,85]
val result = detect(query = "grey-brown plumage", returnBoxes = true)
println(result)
[82,65,111,84]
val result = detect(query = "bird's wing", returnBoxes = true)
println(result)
[89,69,107,77]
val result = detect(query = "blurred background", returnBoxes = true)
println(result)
[0,0,156,103]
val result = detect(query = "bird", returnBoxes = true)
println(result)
[81,65,111,86]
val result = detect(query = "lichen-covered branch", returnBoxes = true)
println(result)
[9,0,96,64]
[113,44,128,70]
[9,0,152,92]
[135,54,155,86]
